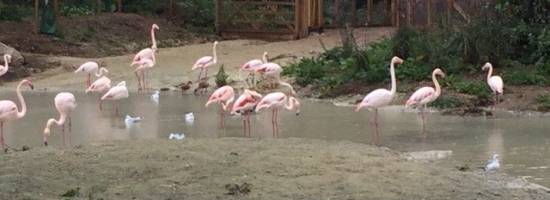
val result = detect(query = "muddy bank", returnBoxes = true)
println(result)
[0,138,548,199]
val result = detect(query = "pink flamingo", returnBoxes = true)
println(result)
[482,62,504,107]
[231,89,263,137]
[205,85,235,128]
[132,24,159,90]
[406,68,446,133]
[0,54,12,77]
[85,76,111,110]
[42,92,77,147]
[355,56,403,145]
[74,61,109,87]
[192,41,219,83]
[0,79,33,151]
[241,52,268,87]
[256,62,283,88]
[133,58,155,91]
[101,81,129,115]
[255,92,300,137]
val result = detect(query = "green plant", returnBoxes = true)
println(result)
[431,94,464,109]
[215,65,229,87]
[444,76,491,99]
[535,94,550,112]
[0,3,32,21]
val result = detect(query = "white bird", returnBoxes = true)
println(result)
[0,54,12,77]
[169,133,185,140]
[482,63,504,107]
[125,115,142,124]
[185,112,195,124]
[485,153,500,172]
[74,61,109,87]
[151,90,159,104]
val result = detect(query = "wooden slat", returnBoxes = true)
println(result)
[427,0,432,27]
[34,0,39,34]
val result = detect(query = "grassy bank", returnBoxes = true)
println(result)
[0,138,548,199]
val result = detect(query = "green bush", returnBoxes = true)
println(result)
[443,75,491,99]
[431,94,463,109]
[535,94,550,112]
[0,3,32,21]
[215,65,229,87]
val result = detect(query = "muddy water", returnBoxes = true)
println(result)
[2,91,550,187]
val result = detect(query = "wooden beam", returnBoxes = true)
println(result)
[118,0,123,13]
[34,0,39,34]
[391,0,396,26]
[54,0,59,19]
[406,0,411,26]
[411,0,415,26]
[447,0,453,26]
[97,0,101,14]
[427,0,432,27]
[169,0,174,15]
[453,1,471,23]
[319,0,324,28]
[367,0,373,25]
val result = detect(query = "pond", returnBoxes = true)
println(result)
[2,90,550,187]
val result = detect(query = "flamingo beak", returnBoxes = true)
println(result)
[28,83,34,90]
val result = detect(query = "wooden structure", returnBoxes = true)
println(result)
[215,0,324,40]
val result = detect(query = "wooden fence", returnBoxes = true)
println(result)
[215,0,323,40]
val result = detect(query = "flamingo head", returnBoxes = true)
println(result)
[4,54,12,63]
[433,68,446,78]
[355,102,366,112]
[152,24,160,30]
[116,81,126,87]
[22,79,34,90]
[290,97,301,116]
[214,41,219,46]
[43,127,51,146]
[482,62,492,71]
[392,56,404,65]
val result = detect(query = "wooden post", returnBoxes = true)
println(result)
[447,0,453,26]
[367,0,373,25]
[34,0,39,34]
[427,0,432,27]
[384,0,390,25]
[118,0,123,13]
[169,0,174,16]
[294,0,301,38]
[334,0,340,27]
[391,0,396,26]
[406,0,411,26]
[411,0,416,26]
[396,0,400,27]
[319,0,324,28]
[53,0,59,18]
[96,0,101,14]
[351,0,356,26]
[215,0,221,34]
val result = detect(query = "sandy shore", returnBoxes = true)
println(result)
[0,138,548,199]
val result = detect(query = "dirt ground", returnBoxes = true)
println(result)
[0,138,548,200]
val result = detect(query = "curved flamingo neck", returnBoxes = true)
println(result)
[46,113,67,129]
[432,71,442,97]
[222,96,235,111]
[212,43,218,63]
[95,67,108,77]
[151,26,157,49]
[3,55,9,68]
[15,81,27,119]
[262,52,268,63]
[389,60,397,95]
[486,65,493,81]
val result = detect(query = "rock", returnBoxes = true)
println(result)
[0,43,24,66]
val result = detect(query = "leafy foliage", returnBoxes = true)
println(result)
[215,65,229,87]
[0,3,32,21]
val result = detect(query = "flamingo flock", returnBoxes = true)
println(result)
[0,23,507,151]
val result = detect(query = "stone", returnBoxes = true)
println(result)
[0,42,24,66]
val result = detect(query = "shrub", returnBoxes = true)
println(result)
[431,94,463,109]
[215,65,229,87]
[443,75,491,99]
[0,3,32,21]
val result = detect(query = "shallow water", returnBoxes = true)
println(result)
[2,91,550,187]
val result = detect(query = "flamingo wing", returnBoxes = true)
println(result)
[242,59,263,71]
[0,101,17,119]
[102,85,129,100]
[193,56,214,69]
[133,48,154,64]
[489,76,504,94]
[75,62,99,73]
[256,92,286,112]
[406,87,435,106]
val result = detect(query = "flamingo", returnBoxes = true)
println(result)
[255,92,300,137]
[85,76,111,110]
[205,86,235,128]
[0,54,12,77]
[101,81,129,115]
[192,41,219,83]
[74,61,109,87]
[355,56,403,145]
[42,92,77,147]
[241,52,268,87]
[256,62,283,88]
[133,58,155,90]
[131,24,159,90]
[231,89,263,137]
[0,79,33,151]
[406,68,446,133]
[482,62,504,107]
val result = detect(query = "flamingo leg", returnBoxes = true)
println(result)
[219,104,224,128]
[135,71,142,91]
[271,109,276,137]
[62,122,66,147]
[197,68,203,83]
[98,96,103,110]
[115,102,120,116]
[87,74,91,87]
[421,105,427,135]
[375,109,380,145]
[68,117,72,146]
[276,109,280,137]
[0,122,5,152]
[242,115,247,137]
[247,112,251,137]
[143,71,147,91]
